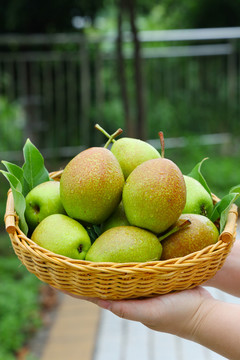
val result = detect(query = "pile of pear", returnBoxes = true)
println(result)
[26,127,219,263]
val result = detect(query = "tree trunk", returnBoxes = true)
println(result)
[127,0,146,140]
[116,0,135,137]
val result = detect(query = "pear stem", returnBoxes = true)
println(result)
[95,124,116,143]
[104,128,123,148]
[158,131,165,158]
[158,219,191,242]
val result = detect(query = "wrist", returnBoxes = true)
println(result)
[188,300,240,359]
[185,297,218,341]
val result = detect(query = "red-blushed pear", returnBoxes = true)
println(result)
[31,214,91,260]
[25,181,66,233]
[161,214,219,260]
[60,130,124,225]
[122,132,186,234]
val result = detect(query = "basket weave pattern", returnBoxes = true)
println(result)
[4,171,238,300]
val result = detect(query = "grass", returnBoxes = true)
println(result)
[0,232,42,359]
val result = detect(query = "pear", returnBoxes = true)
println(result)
[60,147,124,224]
[95,124,160,179]
[182,175,213,217]
[31,214,92,260]
[122,157,186,234]
[101,202,130,232]
[25,181,66,232]
[161,214,219,260]
[111,137,161,179]
[85,226,162,263]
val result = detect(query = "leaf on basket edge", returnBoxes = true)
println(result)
[2,160,30,196]
[210,191,240,233]
[22,138,50,192]
[187,158,212,198]
[0,170,28,234]
[230,184,240,194]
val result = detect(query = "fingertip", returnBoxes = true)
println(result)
[97,299,112,309]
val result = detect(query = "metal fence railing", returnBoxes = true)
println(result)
[0,27,240,159]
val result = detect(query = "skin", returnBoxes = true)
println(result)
[62,240,240,360]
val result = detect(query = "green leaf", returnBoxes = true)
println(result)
[187,158,212,197]
[86,225,102,244]
[230,184,240,194]
[210,192,240,233]
[22,139,50,191]
[0,171,28,234]
[2,161,23,184]
[1,160,30,196]
[93,225,102,237]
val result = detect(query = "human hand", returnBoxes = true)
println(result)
[63,285,240,359]
[64,286,216,340]
[204,240,240,297]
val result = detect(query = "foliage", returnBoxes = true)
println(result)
[0,96,25,152]
[1,139,50,234]
[166,142,240,202]
[0,255,42,357]
[0,0,105,33]
[152,0,240,30]
[187,158,212,197]
[144,54,240,139]
[0,233,14,256]
[0,175,9,229]
[125,0,240,31]
[1,0,240,35]
[186,157,240,232]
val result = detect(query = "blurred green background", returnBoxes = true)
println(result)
[1,0,240,358]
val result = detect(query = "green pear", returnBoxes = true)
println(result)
[122,158,186,234]
[161,214,219,260]
[25,181,66,232]
[101,202,130,232]
[85,226,162,263]
[111,137,161,179]
[31,214,91,260]
[183,175,213,217]
[60,147,124,224]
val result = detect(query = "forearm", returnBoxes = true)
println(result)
[190,299,240,360]
[205,240,240,297]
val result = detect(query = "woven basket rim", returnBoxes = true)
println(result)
[4,171,238,272]
[8,223,231,269]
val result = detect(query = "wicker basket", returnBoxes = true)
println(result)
[4,171,238,300]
